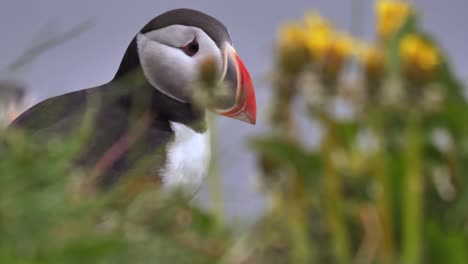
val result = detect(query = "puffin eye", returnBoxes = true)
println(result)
[182,39,199,56]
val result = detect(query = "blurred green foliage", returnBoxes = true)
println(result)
[0,129,232,263]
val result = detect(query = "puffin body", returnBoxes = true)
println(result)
[10,9,256,190]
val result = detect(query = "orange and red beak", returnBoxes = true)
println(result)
[217,44,256,125]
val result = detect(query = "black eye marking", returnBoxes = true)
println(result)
[181,38,199,57]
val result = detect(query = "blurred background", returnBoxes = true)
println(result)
[1,0,467,224]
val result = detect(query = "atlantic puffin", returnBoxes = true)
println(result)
[10,9,256,190]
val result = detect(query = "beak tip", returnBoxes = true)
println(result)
[232,108,256,125]
[246,115,256,125]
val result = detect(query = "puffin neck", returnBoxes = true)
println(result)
[149,83,207,133]
[114,38,139,79]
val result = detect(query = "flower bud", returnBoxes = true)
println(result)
[277,23,310,75]
[376,0,413,40]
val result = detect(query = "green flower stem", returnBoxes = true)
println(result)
[207,113,225,228]
[271,73,312,263]
[320,115,351,264]
[289,174,313,264]
[402,112,423,264]
[370,113,395,264]
[271,75,297,136]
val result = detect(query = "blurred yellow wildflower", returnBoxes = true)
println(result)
[320,34,353,76]
[304,12,353,77]
[276,22,310,74]
[357,43,385,83]
[376,0,413,40]
[275,11,353,77]
[278,22,307,49]
[304,11,334,60]
[400,34,439,83]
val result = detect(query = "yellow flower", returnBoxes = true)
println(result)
[277,22,310,74]
[332,35,353,61]
[278,22,307,49]
[304,11,334,60]
[358,43,386,82]
[276,11,353,77]
[376,0,413,40]
[321,35,353,78]
[400,34,439,82]
[302,12,353,77]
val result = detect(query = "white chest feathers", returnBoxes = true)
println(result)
[161,121,211,190]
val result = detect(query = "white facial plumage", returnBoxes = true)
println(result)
[136,25,223,102]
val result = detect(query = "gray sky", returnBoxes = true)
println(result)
[1,0,467,223]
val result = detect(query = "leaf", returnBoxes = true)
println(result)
[385,14,418,76]
[426,222,468,264]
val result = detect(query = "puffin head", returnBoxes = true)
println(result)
[115,9,256,125]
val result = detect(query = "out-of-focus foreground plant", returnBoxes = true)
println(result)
[0,125,231,263]
[1,1,467,263]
